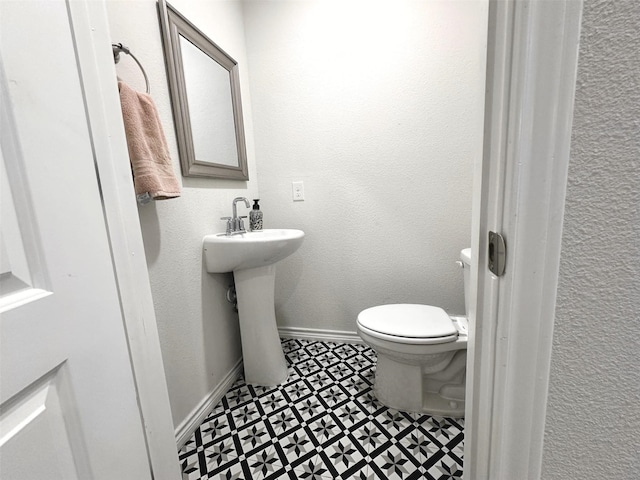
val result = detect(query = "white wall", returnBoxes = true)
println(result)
[242,0,488,332]
[542,1,640,478]
[106,0,257,429]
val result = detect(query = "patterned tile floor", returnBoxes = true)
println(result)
[179,339,464,479]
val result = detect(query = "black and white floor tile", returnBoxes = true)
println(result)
[179,339,464,480]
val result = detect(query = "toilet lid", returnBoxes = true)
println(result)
[357,304,457,340]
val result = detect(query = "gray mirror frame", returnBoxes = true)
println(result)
[158,1,249,180]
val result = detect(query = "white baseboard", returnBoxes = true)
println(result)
[174,358,243,448]
[278,326,363,344]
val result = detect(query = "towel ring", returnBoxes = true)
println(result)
[112,43,150,94]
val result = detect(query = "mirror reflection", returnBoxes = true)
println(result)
[179,36,239,168]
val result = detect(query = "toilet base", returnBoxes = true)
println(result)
[374,354,424,413]
[421,392,465,418]
[373,349,466,417]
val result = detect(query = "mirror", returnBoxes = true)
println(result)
[158,2,248,180]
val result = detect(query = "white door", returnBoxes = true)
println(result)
[0,1,153,479]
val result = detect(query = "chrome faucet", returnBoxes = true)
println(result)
[221,197,250,235]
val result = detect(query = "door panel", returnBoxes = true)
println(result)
[0,365,89,480]
[0,1,153,478]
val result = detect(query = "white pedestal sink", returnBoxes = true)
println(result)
[203,229,304,386]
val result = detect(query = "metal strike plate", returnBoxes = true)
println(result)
[488,231,506,276]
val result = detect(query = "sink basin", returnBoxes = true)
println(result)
[202,228,304,386]
[203,229,305,273]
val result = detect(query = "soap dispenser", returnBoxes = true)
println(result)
[250,199,263,231]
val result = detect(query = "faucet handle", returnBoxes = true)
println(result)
[220,216,232,235]
[238,216,248,231]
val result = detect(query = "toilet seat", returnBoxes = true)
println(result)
[357,304,458,345]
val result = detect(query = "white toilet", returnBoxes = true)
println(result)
[356,248,471,417]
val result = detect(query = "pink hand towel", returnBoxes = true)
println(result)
[118,81,181,200]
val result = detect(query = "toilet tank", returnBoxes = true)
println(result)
[460,248,472,317]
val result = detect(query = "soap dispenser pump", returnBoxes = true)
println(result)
[249,199,263,231]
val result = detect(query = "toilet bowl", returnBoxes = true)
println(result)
[356,248,471,417]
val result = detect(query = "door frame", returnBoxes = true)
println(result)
[465,0,583,478]
[67,2,181,478]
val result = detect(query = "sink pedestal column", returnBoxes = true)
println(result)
[233,264,288,386]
